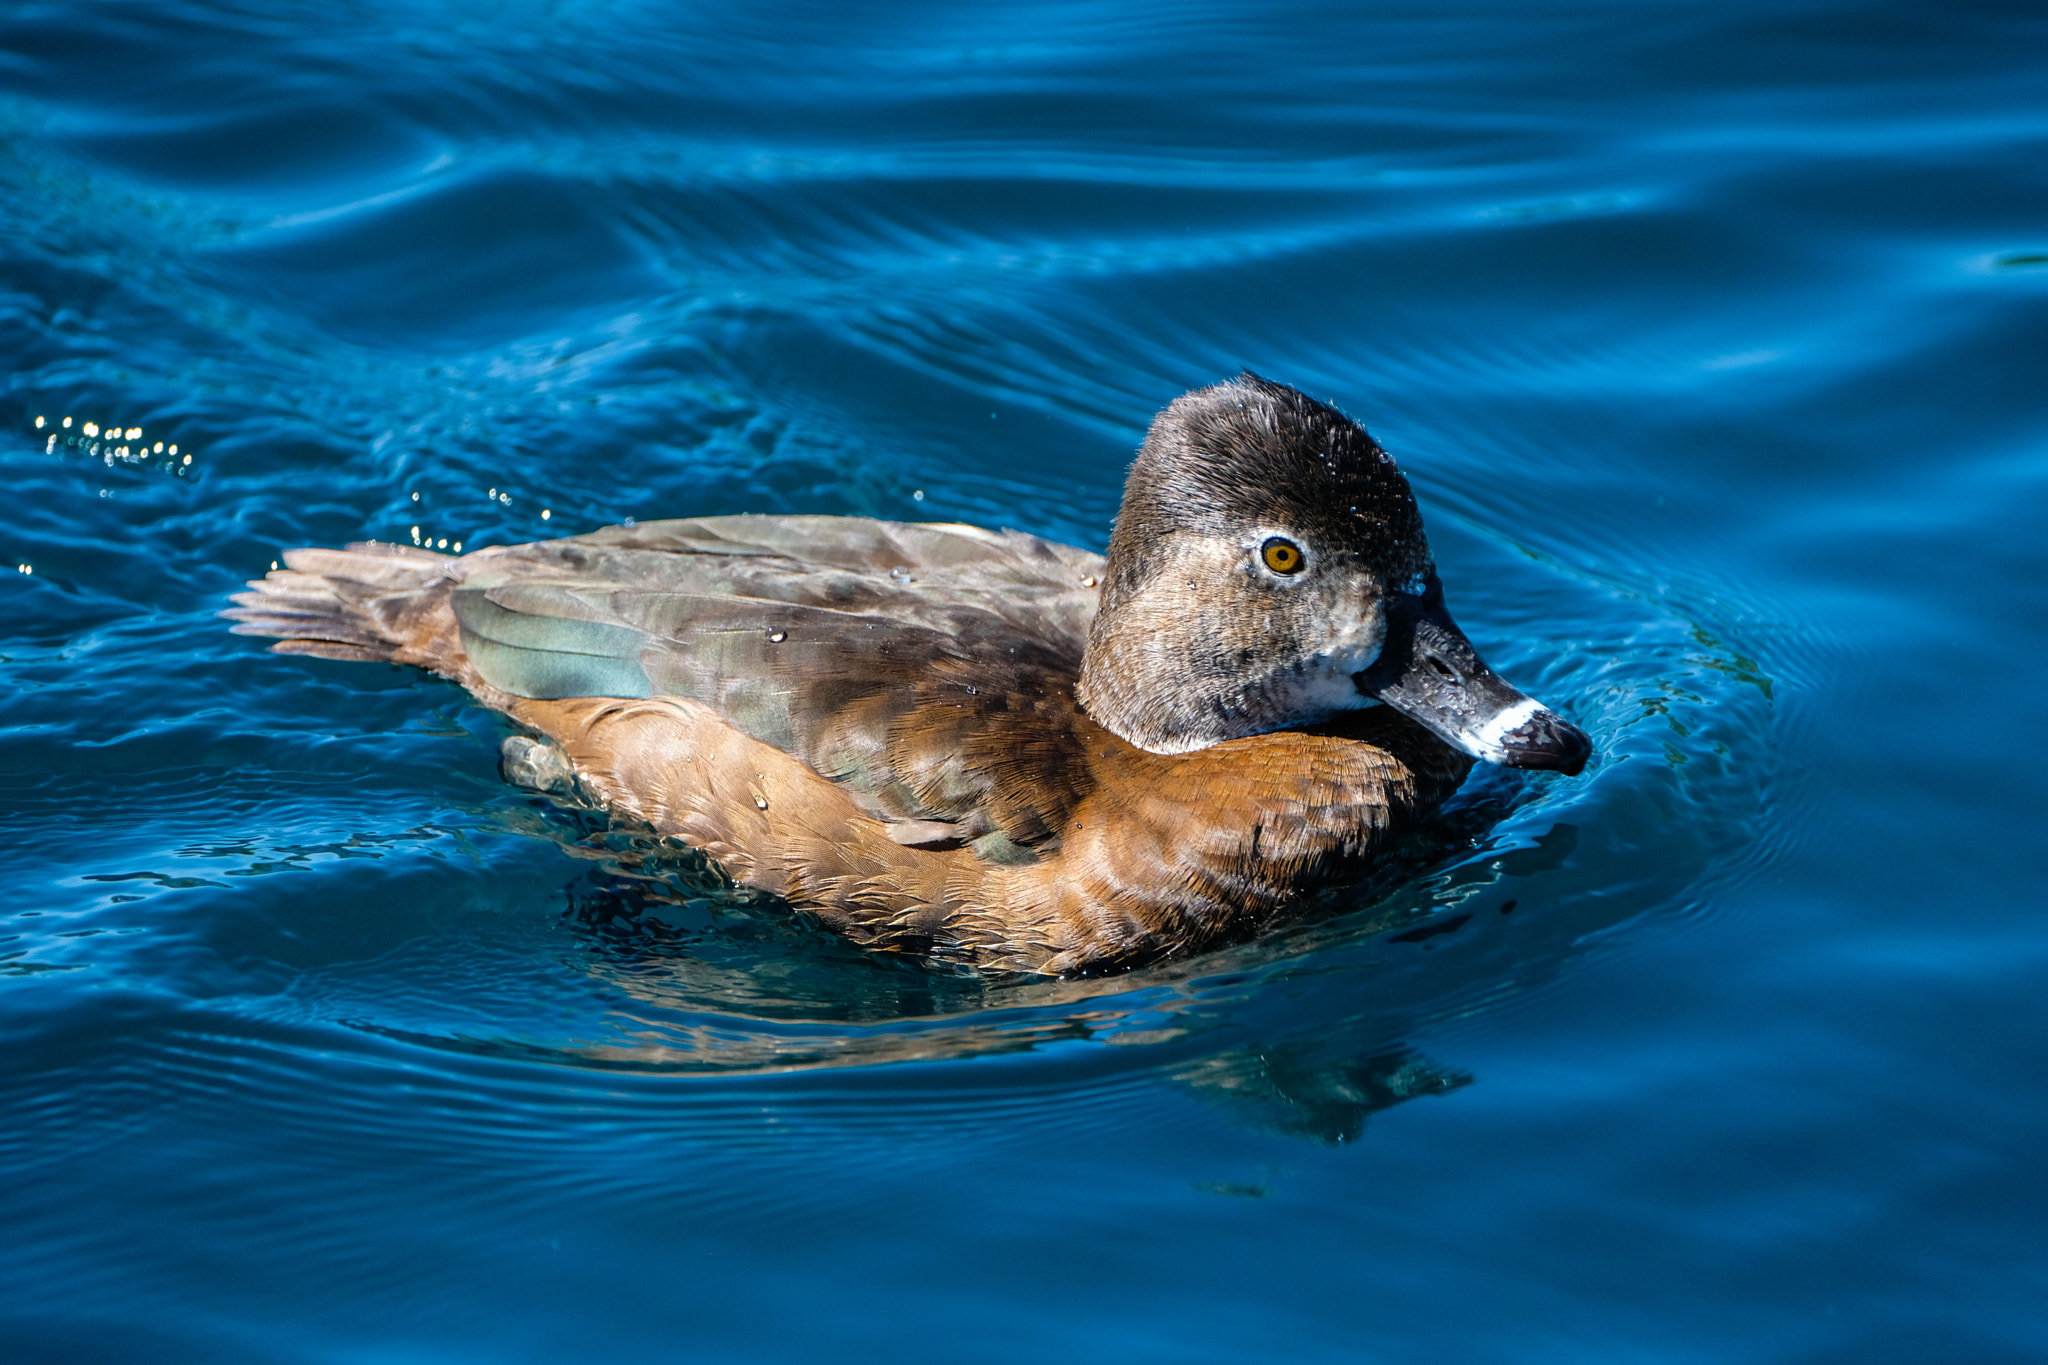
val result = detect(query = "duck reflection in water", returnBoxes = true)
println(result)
[229,374,1591,976]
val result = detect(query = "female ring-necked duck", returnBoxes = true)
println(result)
[228,374,1589,974]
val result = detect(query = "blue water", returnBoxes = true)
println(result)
[5,1,2046,1359]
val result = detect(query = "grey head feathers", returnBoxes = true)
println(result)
[1077,373,1434,754]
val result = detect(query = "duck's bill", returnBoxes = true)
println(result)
[1353,583,1591,776]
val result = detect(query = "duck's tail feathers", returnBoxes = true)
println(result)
[224,542,483,689]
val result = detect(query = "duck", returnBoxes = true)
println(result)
[226,374,1590,975]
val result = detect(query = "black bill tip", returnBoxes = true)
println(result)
[1496,709,1593,776]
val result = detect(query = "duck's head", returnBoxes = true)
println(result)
[1077,374,1590,775]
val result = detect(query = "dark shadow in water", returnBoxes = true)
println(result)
[1174,1045,1474,1147]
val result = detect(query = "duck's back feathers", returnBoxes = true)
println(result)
[230,515,1109,859]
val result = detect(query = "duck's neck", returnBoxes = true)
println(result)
[1076,591,1268,756]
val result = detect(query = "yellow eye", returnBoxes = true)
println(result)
[1260,537,1305,575]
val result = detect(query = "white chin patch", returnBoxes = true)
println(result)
[1461,696,1544,762]
[1279,642,1385,721]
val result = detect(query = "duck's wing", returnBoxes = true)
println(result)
[451,516,1106,859]
[501,514,1104,639]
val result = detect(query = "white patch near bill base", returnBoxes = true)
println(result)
[1274,612,1389,722]
[1464,696,1545,762]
